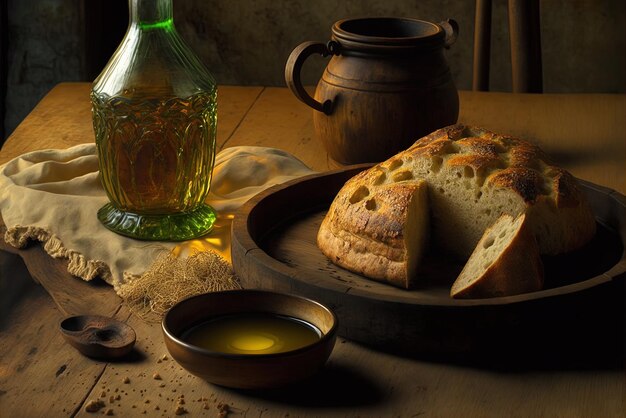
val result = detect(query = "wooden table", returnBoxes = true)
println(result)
[0,83,624,417]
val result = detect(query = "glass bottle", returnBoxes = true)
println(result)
[91,0,217,241]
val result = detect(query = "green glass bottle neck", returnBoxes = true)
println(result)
[130,0,174,30]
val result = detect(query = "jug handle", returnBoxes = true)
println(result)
[285,41,340,115]
[440,19,459,48]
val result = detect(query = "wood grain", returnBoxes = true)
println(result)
[0,83,263,417]
[458,91,626,194]
[222,86,337,172]
[0,83,264,165]
[1,84,624,417]
[0,252,113,417]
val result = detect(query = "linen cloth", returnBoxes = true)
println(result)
[0,144,314,290]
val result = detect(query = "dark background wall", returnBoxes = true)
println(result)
[2,0,625,146]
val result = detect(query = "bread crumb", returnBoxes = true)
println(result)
[217,402,229,415]
[144,399,150,404]
[154,405,160,410]
[152,373,162,380]
[84,399,105,413]
[160,354,168,361]
[100,390,107,398]
[104,408,114,416]
[122,377,130,384]
[174,405,187,415]
[115,394,121,401]
[202,402,210,410]
[109,395,115,404]
[159,383,166,388]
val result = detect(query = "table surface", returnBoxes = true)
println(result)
[0,83,624,417]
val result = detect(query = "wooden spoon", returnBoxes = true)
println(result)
[60,315,136,359]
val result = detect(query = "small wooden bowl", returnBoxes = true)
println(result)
[59,315,136,359]
[162,290,338,389]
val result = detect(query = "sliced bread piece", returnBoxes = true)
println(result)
[451,213,544,298]
[317,180,429,289]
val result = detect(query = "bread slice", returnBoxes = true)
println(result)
[451,213,544,298]
[317,180,429,289]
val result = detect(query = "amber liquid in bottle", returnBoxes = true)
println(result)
[92,90,216,214]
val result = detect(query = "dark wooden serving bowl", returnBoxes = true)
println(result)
[231,166,625,360]
[162,290,337,389]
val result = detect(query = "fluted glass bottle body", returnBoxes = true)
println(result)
[91,0,217,240]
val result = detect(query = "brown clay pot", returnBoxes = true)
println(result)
[285,17,460,164]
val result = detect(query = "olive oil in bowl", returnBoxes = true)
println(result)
[162,290,338,388]
[181,313,322,355]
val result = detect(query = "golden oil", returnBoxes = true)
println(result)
[181,313,321,355]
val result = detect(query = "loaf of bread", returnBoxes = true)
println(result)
[317,125,596,289]
[450,213,544,298]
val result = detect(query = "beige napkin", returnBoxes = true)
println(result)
[0,144,314,289]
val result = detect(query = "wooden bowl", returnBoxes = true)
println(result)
[231,166,626,358]
[161,290,338,389]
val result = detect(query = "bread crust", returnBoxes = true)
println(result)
[317,181,429,288]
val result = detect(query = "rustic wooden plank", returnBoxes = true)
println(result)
[4,84,622,195]
[224,87,625,194]
[0,218,136,417]
[221,86,339,172]
[0,83,93,164]
[0,83,264,165]
[458,91,626,194]
[74,319,625,417]
[0,82,264,314]
[215,86,264,150]
[74,311,240,418]
[0,217,122,319]
[1,85,624,417]
[0,83,263,417]
[0,256,110,417]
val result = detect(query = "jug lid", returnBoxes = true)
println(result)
[332,17,446,54]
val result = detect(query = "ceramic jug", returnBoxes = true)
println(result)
[285,17,459,164]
